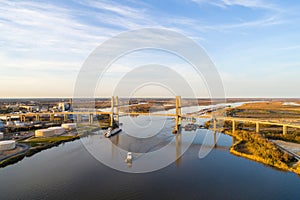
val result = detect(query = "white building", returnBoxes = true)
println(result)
[58,102,71,112]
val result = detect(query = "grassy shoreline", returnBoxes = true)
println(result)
[0,135,80,168]
[0,125,102,168]
[211,124,300,175]
[214,101,300,175]
[225,130,291,170]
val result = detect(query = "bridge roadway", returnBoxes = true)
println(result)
[1,112,300,128]
[216,117,300,130]
[0,111,211,119]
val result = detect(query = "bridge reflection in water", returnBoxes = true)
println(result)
[105,120,233,168]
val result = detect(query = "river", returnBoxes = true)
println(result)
[0,105,300,199]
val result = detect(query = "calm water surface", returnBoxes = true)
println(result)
[0,106,300,199]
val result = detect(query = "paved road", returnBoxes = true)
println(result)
[271,140,300,160]
[0,143,30,162]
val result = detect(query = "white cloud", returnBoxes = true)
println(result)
[80,0,146,19]
[0,1,118,56]
[219,15,284,29]
[0,0,297,97]
[192,0,278,10]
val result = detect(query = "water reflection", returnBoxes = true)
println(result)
[97,117,195,170]
[175,131,182,167]
[214,131,217,148]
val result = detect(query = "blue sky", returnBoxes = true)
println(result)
[1,0,300,98]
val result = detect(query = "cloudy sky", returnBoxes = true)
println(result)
[1,0,300,98]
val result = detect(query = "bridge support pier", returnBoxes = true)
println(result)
[89,114,94,125]
[110,96,115,127]
[115,96,119,125]
[64,114,68,122]
[213,118,217,132]
[109,96,119,127]
[232,120,236,134]
[77,114,82,123]
[50,114,54,122]
[283,125,287,135]
[256,122,260,133]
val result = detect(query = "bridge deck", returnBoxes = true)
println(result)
[1,112,300,128]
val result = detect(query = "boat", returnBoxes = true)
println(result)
[104,127,122,138]
[184,123,197,131]
[125,152,132,163]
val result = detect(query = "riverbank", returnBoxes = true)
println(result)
[207,121,300,175]
[0,125,101,168]
[0,135,80,168]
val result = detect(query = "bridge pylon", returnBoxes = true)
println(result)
[173,96,182,134]
[110,96,120,128]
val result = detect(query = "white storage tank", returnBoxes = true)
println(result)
[35,129,55,137]
[0,132,3,140]
[48,127,65,135]
[0,140,16,151]
[61,123,76,130]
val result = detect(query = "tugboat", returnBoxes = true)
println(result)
[104,127,122,138]
[125,152,133,163]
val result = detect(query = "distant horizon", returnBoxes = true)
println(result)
[0,96,300,99]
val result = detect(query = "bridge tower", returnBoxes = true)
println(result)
[173,96,182,134]
[109,96,120,127]
[115,96,119,124]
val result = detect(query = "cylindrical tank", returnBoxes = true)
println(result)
[48,127,65,135]
[35,129,55,137]
[0,140,16,151]
[61,123,77,130]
